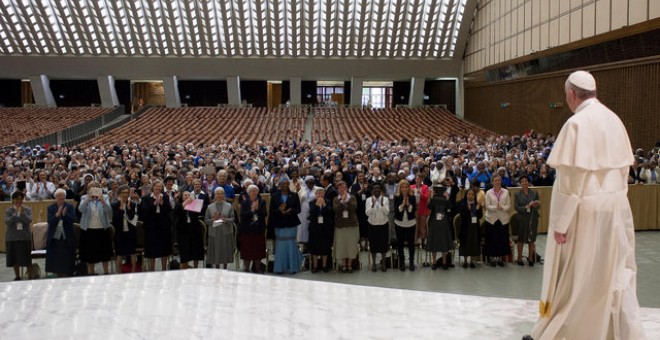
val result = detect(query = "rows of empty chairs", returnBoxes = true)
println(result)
[311,106,495,143]
[0,107,111,146]
[81,106,308,147]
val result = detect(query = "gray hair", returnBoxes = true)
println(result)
[247,184,259,194]
[54,188,67,197]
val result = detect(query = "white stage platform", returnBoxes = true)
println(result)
[1,269,659,339]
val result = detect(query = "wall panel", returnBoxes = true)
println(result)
[570,9,582,42]
[652,0,660,19]
[629,0,648,24]
[611,0,628,29]
[464,0,656,73]
[464,60,660,151]
[583,3,596,38]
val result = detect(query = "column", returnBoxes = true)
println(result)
[227,76,241,106]
[350,77,363,107]
[455,65,464,119]
[162,76,181,108]
[97,76,120,108]
[289,77,301,105]
[408,77,425,107]
[29,75,56,107]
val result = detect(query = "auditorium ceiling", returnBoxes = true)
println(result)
[0,0,476,79]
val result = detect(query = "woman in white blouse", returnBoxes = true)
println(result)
[365,183,390,272]
[483,175,511,267]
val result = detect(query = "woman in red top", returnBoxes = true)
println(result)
[411,173,430,247]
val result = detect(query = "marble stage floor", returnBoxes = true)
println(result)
[1,269,658,340]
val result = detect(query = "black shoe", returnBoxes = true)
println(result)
[517,260,524,266]
[442,263,448,270]
[469,262,476,268]
[497,260,506,267]
[323,267,329,273]
[529,261,535,267]
[431,264,438,270]
[490,261,496,267]
[462,262,468,269]
[312,267,319,273]
[522,335,534,340]
[409,262,415,271]
[400,265,406,272]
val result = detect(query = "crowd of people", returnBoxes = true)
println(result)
[1,130,658,279]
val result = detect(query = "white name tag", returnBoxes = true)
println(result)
[389,194,394,200]
[318,216,324,224]
[526,207,531,213]
[253,214,258,222]
[156,205,160,214]
[16,223,23,230]
[361,194,366,201]
[471,217,478,224]
[58,220,64,228]
[480,182,485,188]
[342,210,349,219]
[436,213,444,220]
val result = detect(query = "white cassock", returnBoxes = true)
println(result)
[531,98,645,339]
[297,185,320,243]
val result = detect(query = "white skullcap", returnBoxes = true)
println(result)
[568,70,596,91]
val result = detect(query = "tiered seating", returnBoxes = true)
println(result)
[0,107,111,146]
[81,107,307,147]
[311,106,495,143]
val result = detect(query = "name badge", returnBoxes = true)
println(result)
[58,220,64,228]
[156,205,160,214]
[318,216,324,224]
[187,215,191,224]
[342,210,349,219]
[471,216,478,224]
[526,207,531,213]
[361,194,366,201]
[389,194,394,200]
[436,213,444,220]
[480,182,485,189]
[16,223,23,230]
[253,214,258,222]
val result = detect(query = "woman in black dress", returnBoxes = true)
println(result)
[426,186,454,270]
[46,189,76,277]
[112,185,138,273]
[139,180,172,271]
[175,191,205,269]
[239,185,267,273]
[458,188,483,268]
[307,188,334,272]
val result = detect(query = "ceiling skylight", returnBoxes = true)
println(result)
[0,0,466,59]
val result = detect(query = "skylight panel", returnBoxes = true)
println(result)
[0,0,465,59]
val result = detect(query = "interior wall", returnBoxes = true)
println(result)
[49,80,101,107]
[464,0,660,74]
[178,80,228,107]
[240,80,267,107]
[464,59,660,150]
[392,81,411,106]
[424,80,456,113]
[301,81,317,105]
[114,80,131,113]
[0,79,22,107]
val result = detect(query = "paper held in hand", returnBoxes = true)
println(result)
[184,199,204,213]
[212,219,225,227]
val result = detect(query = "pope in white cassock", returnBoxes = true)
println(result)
[530,71,645,339]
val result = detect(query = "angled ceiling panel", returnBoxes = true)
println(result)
[0,0,469,60]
